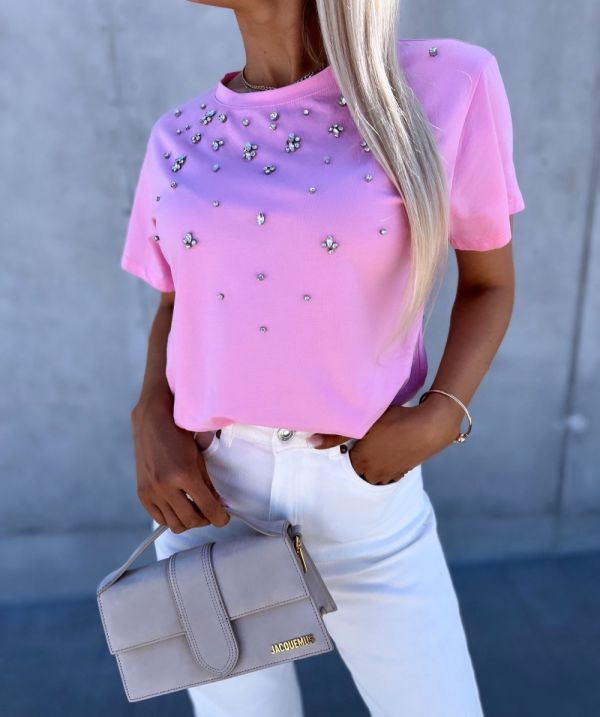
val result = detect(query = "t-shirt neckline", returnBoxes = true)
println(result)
[214,63,338,108]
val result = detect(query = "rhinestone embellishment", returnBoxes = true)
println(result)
[171,154,186,172]
[200,109,216,125]
[429,46,438,57]
[285,133,301,153]
[163,151,171,159]
[153,234,160,242]
[263,165,276,175]
[217,292,225,300]
[321,234,339,254]
[183,232,198,249]
[379,228,388,235]
[191,132,202,144]
[212,163,221,172]
[257,212,266,225]
[303,294,311,301]
[259,325,268,333]
[360,139,371,152]
[303,108,310,116]
[269,111,279,121]
[242,118,250,126]
[269,122,278,131]
[175,128,182,135]
[242,142,258,160]
[328,123,344,138]
[364,173,374,182]
[338,95,347,106]
[212,200,220,207]
[170,180,177,188]
[200,103,207,109]
[174,108,182,117]
[308,186,317,193]
[256,273,266,281]
[323,155,331,164]
[212,138,224,151]
[218,112,227,122]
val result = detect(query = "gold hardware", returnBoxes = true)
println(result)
[271,633,315,654]
[294,535,308,573]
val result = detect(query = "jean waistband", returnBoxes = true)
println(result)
[210,422,358,453]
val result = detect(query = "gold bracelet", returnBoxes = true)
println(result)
[418,389,473,443]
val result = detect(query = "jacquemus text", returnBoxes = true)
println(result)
[270,633,316,654]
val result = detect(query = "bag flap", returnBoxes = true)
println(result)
[167,542,239,676]
[211,531,308,619]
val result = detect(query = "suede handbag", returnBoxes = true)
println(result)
[96,508,337,702]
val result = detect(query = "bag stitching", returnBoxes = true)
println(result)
[116,640,334,701]
[202,542,238,674]
[168,552,218,675]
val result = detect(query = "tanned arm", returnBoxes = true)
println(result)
[130,291,230,532]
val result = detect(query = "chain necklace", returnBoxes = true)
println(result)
[240,63,327,92]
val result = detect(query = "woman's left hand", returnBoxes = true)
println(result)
[308,398,463,486]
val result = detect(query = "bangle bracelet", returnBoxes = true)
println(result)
[418,389,473,443]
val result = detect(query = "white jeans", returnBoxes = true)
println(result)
[152,422,484,717]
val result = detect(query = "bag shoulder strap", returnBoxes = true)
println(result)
[97,507,291,595]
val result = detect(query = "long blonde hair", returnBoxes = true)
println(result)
[303,0,450,359]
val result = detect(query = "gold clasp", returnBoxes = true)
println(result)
[294,535,308,573]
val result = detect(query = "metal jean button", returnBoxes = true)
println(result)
[276,428,295,441]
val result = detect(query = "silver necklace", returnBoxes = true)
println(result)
[240,64,326,92]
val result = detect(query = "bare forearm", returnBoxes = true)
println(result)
[132,301,174,420]
[421,282,514,438]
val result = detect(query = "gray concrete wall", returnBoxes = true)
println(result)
[1,1,598,602]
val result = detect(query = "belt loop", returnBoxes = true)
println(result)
[219,424,234,447]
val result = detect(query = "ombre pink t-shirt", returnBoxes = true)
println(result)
[120,37,525,438]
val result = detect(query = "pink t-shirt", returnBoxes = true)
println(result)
[120,37,525,438]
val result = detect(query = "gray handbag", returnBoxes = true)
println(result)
[96,507,337,702]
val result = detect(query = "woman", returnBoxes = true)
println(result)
[121,0,525,714]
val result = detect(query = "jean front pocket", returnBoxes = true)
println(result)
[338,439,416,497]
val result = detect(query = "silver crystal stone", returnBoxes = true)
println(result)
[269,111,279,121]
[364,173,374,182]
[303,108,310,115]
[242,142,258,160]
[217,292,225,300]
[338,95,347,106]
[171,154,187,172]
[263,165,276,175]
[379,228,388,235]
[328,123,344,138]
[212,138,224,151]
[218,112,227,122]
[257,212,266,225]
[242,118,250,126]
[256,273,265,281]
[213,200,220,207]
[303,294,311,301]
[285,132,301,153]
[259,325,268,333]
[308,186,317,193]
[429,46,438,57]
[191,132,202,144]
[153,234,160,242]
[174,108,182,117]
[183,232,198,249]
[212,163,220,172]
[321,234,339,254]
[360,139,370,152]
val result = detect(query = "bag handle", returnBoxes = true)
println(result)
[96,506,290,595]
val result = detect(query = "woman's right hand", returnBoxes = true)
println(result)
[130,398,230,533]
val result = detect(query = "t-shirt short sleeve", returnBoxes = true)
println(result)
[120,130,175,292]
[448,53,526,251]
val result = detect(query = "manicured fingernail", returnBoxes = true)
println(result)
[307,435,323,447]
